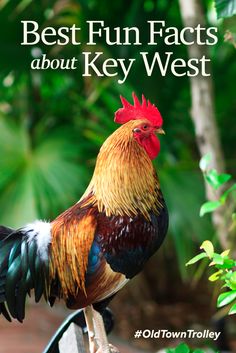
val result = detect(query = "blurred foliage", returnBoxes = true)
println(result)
[0,0,235,281]
[215,0,236,19]
[199,153,236,218]
[165,342,218,353]
[187,239,236,316]
[187,157,236,317]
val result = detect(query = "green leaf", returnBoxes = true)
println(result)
[200,201,222,217]
[221,249,230,257]
[186,252,208,266]
[229,303,236,315]
[200,240,214,258]
[229,272,236,287]
[209,270,222,282]
[199,153,211,172]
[215,0,236,19]
[217,290,236,307]
[175,343,190,353]
[205,169,231,189]
[205,169,219,188]
[193,350,204,353]
[219,258,235,269]
[217,173,232,185]
[212,253,224,265]
[220,184,236,204]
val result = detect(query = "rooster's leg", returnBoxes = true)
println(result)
[84,306,98,353]
[91,306,120,353]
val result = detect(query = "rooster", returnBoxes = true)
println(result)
[0,93,168,353]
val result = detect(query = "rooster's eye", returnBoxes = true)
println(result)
[142,125,148,130]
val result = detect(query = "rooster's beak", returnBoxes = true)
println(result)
[156,128,165,135]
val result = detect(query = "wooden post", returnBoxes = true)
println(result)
[59,323,86,353]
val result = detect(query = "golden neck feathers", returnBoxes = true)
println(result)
[82,120,162,219]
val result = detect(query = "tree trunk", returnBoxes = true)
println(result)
[178,0,228,248]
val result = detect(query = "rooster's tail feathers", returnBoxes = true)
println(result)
[0,220,52,322]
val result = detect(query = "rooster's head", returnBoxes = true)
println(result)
[114,93,164,160]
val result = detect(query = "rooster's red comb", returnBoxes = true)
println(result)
[114,92,163,126]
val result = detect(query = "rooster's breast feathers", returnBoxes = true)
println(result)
[49,185,168,309]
